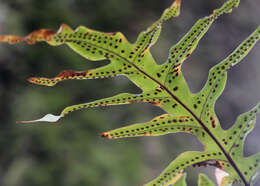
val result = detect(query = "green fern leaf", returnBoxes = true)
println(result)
[172,173,187,186]
[198,174,215,186]
[0,0,259,185]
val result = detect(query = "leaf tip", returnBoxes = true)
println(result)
[57,24,73,34]
[101,132,112,139]
[28,77,56,86]
[16,114,62,124]
[172,0,181,15]
[0,35,24,44]
[175,0,181,6]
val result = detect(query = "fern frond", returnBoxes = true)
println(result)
[1,0,259,185]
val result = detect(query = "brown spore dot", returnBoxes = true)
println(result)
[172,104,177,108]
[173,86,178,91]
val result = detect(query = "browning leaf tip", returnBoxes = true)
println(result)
[57,24,73,34]
[25,29,56,44]
[0,35,24,44]
[101,132,112,139]
[27,77,56,86]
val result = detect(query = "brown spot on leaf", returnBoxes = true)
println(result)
[210,116,216,128]
[101,132,112,139]
[149,100,161,106]
[107,32,117,36]
[151,114,169,122]
[142,133,153,136]
[25,29,56,44]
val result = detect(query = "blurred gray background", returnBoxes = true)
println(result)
[0,0,259,185]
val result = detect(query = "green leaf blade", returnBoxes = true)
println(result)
[198,174,215,186]
[145,151,225,186]
[101,114,204,139]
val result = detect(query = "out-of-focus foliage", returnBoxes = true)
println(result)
[0,0,259,186]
